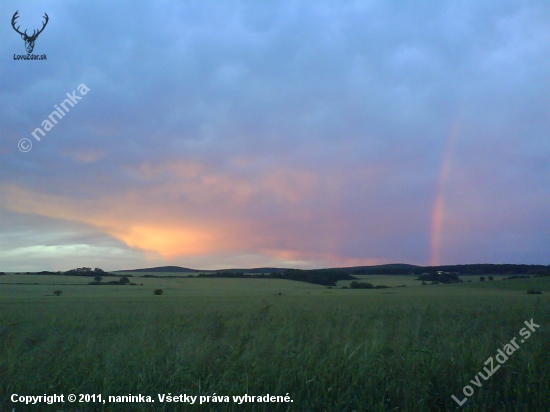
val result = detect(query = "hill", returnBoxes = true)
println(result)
[120,266,200,273]
[115,263,550,277]
[214,267,289,274]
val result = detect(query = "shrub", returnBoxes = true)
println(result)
[64,267,112,277]
[53,290,62,296]
[480,276,486,282]
[416,272,461,284]
[527,290,542,295]
[488,276,494,281]
[153,289,164,295]
[349,281,374,289]
[281,269,354,286]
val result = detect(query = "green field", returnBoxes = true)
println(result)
[1,274,549,411]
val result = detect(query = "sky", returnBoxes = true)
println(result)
[1,0,549,272]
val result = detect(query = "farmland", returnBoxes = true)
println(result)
[1,273,549,411]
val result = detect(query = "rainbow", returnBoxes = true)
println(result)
[430,120,460,266]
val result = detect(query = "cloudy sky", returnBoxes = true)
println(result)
[1,0,549,271]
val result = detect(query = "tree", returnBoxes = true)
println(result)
[154,289,163,295]
[488,276,494,281]
[53,290,62,296]
[119,276,130,285]
[93,274,103,283]
[350,281,374,289]
[480,276,486,282]
[64,267,97,276]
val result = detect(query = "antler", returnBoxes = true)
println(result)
[30,13,50,39]
[29,13,49,39]
[11,11,26,37]
[11,11,49,40]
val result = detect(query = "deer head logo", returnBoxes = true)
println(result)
[11,11,49,54]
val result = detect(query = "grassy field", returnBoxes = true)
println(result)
[1,274,549,411]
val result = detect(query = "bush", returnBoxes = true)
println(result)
[488,276,494,281]
[281,269,354,286]
[53,290,62,296]
[527,290,542,295]
[153,289,164,295]
[480,276,486,282]
[349,281,374,289]
[64,267,112,277]
[416,272,461,284]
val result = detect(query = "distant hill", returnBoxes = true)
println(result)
[213,264,421,274]
[121,266,200,273]
[117,263,550,277]
[214,267,289,274]
[119,266,288,274]
[20,263,546,288]
[331,264,421,274]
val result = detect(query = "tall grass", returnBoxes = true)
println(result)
[1,295,548,411]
